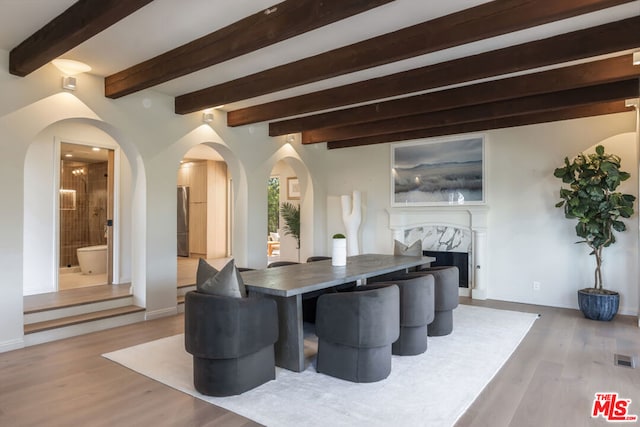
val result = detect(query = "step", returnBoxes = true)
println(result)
[25,305,145,334]
[24,295,134,325]
[23,305,146,347]
[24,283,132,313]
[177,282,195,291]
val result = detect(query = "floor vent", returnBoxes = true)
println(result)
[614,354,637,369]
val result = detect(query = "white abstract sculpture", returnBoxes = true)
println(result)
[341,191,362,256]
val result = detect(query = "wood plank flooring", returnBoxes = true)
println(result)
[456,298,640,427]
[4,298,638,426]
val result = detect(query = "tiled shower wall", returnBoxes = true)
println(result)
[59,160,108,267]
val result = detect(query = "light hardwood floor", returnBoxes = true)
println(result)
[2,298,639,426]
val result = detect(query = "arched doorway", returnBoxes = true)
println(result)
[176,142,239,287]
[269,159,300,263]
[23,119,137,296]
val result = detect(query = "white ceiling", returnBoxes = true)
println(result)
[2,0,638,112]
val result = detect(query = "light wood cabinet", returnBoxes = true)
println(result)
[189,202,207,256]
[178,160,227,258]
[189,162,208,203]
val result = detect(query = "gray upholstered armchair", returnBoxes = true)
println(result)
[315,285,399,382]
[367,275,435,355]
[184,291,278,396]
[370,266,459,336]
[414,266,459,336]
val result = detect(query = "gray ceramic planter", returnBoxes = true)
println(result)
[577,289,619,321]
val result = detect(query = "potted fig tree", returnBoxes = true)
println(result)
[554,145,635,321]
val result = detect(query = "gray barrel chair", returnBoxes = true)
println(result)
[367,275,435,355]
[315,285,400,382]
[371,266,459,336]
[184,291,278,396]
[407,266,460,336]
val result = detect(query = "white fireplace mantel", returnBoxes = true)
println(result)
[387,205,489,300]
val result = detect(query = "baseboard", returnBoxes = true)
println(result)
[471,288,487,300]
[0,337,25,353]
[145,306,178,321]
[458,288,470,297]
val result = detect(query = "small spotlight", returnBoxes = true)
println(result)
[202,112,214,123]
[92,147,100,152]
[62,76,77,91]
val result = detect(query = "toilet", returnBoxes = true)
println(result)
[77,244,107,275]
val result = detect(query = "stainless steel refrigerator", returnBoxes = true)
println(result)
[177,186,189,257]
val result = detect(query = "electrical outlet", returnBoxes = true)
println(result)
[533,281,541,291]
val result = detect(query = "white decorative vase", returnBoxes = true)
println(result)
[332,238,347,266]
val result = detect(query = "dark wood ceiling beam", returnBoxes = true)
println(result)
[231,15,640,126]
[327,101,635,149]
[9,0,154,77]
[105,0,395,98]
[176,0,635,114]
[302,79,639,144]
[269,54,640,136]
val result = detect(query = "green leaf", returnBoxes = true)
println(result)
[612,220,626,232]
[280,202,301,249]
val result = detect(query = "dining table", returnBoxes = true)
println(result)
[240,253,435,372]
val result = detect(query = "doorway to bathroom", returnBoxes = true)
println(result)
[58,142,114,290]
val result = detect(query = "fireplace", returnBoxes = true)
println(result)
[423,250,469,288]
[387,206,489,299]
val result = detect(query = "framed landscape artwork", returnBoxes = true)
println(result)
[391,135,485,206]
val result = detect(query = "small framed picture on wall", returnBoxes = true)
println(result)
[287,177,300,200]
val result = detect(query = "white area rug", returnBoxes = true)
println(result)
[103,304,538,427]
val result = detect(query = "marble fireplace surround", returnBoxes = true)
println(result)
[387,206,489,300]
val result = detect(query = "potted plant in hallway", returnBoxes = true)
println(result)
[554,145,635,321]
[280,202,301,261]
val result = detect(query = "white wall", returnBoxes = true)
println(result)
[309,112,638,315]
[0,42,637,353]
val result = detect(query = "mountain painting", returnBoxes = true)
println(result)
[392,136,484,205]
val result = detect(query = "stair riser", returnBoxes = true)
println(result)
[24,297,134,324]
[177,285,196,297]
[23,311,146,346]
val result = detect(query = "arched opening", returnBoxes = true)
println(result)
[23,118,139,298]
[176,143,233,286]
[267,151,315,265]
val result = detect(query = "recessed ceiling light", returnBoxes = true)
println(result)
[92,147,100,152]
[65,153,73,158]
